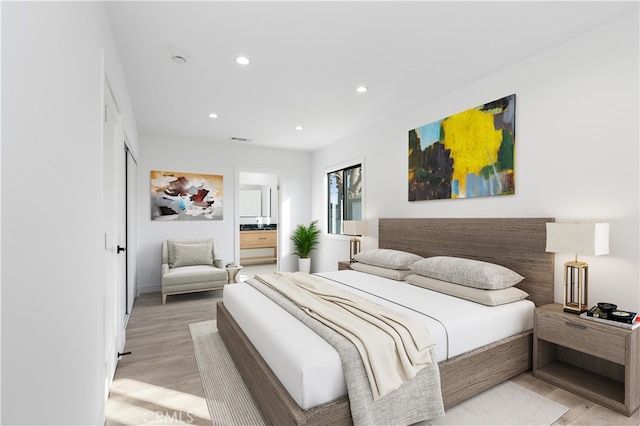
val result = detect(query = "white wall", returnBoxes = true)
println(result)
[312,13,640,311]
[1,2,138,424]
[137,134,311,292]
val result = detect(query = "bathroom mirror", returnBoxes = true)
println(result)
[239,185,271,217]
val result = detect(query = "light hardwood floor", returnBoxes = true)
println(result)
[106,289,638,425]
[105,290,221,425]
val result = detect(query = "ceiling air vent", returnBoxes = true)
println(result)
[230,137,253,143]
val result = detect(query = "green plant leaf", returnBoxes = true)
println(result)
[290,219,320,258]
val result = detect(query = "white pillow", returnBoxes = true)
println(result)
[171,242,213,267]
[409,256,524,290]
[405,274,529,306]
[350,262,414,281]
[353,249,423,270]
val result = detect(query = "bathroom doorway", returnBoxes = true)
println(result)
[237,170,280,281]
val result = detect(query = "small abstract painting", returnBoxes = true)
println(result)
[151,170,223,220]
[408,94,516,201]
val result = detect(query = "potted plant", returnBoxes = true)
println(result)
[290,220,321,273]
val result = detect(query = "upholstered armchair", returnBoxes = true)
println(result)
[161,238,228,304]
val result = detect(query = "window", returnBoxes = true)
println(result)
[327,163,362,234]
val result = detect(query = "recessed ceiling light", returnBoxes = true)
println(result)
[295,126,303,131]
[356,86,368,93]
[208,113,218,119]
[230,137,253,142]
[170,52,188,65]
[236,56,250,65]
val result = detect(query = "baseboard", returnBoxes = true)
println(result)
[138,283,161,293]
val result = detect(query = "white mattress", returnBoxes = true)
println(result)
[222,270,534,410]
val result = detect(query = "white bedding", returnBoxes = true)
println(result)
[222,269,534,410]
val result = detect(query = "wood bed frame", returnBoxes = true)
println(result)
[217,217,555,425]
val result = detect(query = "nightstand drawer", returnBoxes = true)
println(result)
[536,311,626,364]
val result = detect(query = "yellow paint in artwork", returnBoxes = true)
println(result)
[442,108,502,197]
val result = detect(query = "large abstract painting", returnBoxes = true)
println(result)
[408,94,516,201]
[151,170,223,220]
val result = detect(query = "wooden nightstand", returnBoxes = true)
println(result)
[338,261,352,271]
[533,303,639,416]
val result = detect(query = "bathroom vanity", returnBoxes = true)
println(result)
[240,225,277,265]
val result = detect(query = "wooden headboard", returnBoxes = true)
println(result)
[379,218,554,307]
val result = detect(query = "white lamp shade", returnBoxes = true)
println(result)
[545,222,609,256]
[342,220,367,236]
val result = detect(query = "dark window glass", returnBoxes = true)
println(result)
[328,164,362,234]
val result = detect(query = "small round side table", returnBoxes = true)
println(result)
[225,265,243,283]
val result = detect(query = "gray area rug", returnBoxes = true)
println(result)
[189,320,265,425]
[190,320,568,426]
[425,381,568,425]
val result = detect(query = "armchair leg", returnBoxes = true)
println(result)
[162,293,167,305]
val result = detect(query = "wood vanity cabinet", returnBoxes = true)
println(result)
[240,230,277,264]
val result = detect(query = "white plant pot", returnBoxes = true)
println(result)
[298,257,311,274]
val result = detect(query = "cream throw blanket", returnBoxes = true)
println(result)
[256,271,435,400]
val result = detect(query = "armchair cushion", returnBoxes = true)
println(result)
[171,241,214,267]
[162,265,228,288]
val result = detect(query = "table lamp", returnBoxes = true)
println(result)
[342,220,367,261]
[545,222,610,314]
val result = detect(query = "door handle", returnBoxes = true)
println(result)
[117,245,127,253]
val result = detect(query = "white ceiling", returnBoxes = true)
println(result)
[105,1,637,152]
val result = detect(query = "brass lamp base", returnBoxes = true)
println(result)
[563,260,589,314]
[563,303,588,314]
[349,237,361,262]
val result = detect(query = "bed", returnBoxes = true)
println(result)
[217,217,554,425]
